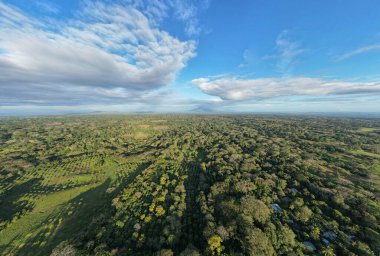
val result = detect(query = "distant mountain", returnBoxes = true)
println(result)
[190,105,217,113]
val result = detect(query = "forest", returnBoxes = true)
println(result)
[0,114,379,256]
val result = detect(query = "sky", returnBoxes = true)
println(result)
[0,0,380,115]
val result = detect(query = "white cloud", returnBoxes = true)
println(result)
[192,76,380,101]
[0,2,196,105]
[238,49,255,68]
[171,0,211,36]
[335,44,380,61]
[113,0,211,37]
[131,0,171,25]
[263,30,305,75]
[0,3,42,27]
[275,30,305,75]
[34,1,60,14]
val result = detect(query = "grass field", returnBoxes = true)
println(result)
[357,127,379,133]
[0,116,161,255]
[351,149,380,159]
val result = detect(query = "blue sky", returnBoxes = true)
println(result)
[0,0,380,115]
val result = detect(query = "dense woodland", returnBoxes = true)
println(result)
[0,115,379,256]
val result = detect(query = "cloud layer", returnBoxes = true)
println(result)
[335,44,380,61]
[110,0,211,36]
[192,76,380,101]
[0,1,196,105]
[262,30,305,76]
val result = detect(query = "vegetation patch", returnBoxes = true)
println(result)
[0,115,379,255]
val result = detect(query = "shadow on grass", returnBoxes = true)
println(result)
[16,178,114,256]
[16,161,151,256]
[0,178,41,223]
[177,150,207,254]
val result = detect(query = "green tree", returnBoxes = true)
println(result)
[294,206,313,223]
[310,227,320,240]
[240,196,270,224]
[322,246,335,256]
[244,228,275,256]
[207,235,223,255]
[155,205,165,216]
